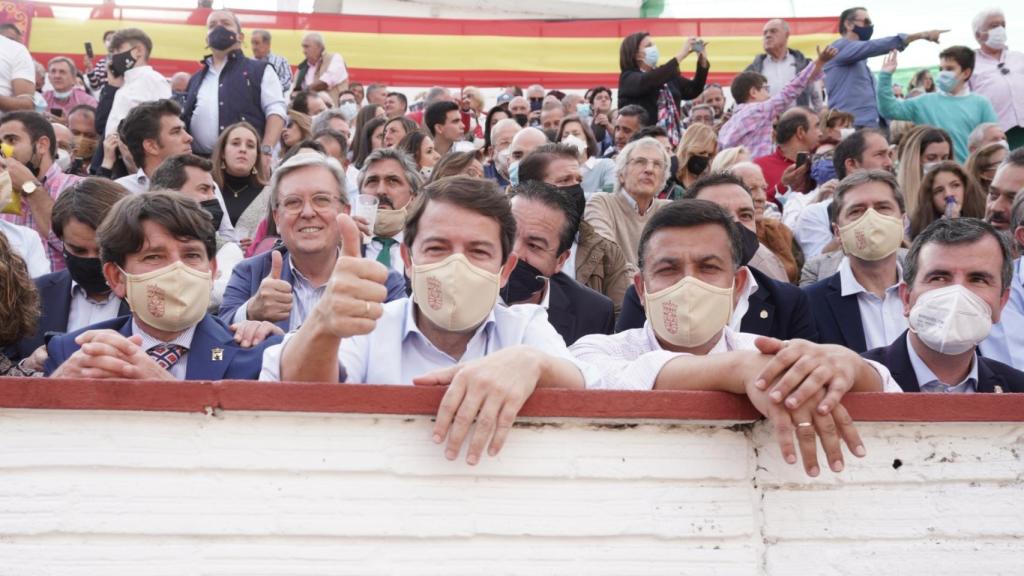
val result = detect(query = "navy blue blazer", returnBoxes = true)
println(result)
[43,313,281,380]
[614,266,819,342]
[545,272,615,345]
[15,270,130,361]
[218,247,408,332]
[862,331,1024,393]
[803,271,867,352]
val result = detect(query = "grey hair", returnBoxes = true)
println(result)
[424,86,449,106]
[968,122,1000,151]
[726,161,763,179]
[269,150,349,207]
[765,18,791,33]
[614,136,671,194]
[904,218,1013,290]
[303,32,325,48]
[1011,189,1024,240]
[972,8,1004,34]
[312,108,349,134]
[490,118,521,148]
[46,56,78,77]
[356,148,423,196]
[832,169,906,222]
[251,29,271,42]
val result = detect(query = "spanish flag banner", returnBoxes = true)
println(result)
[10,2,838,88]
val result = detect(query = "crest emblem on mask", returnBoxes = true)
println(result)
[427,277,444,310]
[147,284,166,318]
[662,301,678,335]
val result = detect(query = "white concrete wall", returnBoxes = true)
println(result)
[0,408,1021,574]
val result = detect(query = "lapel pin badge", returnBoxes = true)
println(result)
[994,384,1004,394]
[759,310,768,319]
[211,348,224,362]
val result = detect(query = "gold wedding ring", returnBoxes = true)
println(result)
[364,301,370,316]
[796,422,813,428]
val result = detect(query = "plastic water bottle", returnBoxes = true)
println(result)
[944,195,957,219]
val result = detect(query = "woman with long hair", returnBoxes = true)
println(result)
[555,114,616,196]
[429,151,484,182]
[211,122,270,241]
[482,103,511,157]
[908,161,985,239]
[675,122,718,193]
[964,141,1009,195]
[349,103,385,163]
[617,31,709,148]
[0,233,40,376]
[281,110,312,150]
[353,116,387,169]
[382,116,419,148]
[896,126,953,218]
[398,130,441,176]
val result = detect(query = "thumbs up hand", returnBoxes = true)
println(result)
[308,213,389,339]
[247,249,295,322]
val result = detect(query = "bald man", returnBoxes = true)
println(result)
[508,127,549,183]
[745,19,821,108]
[295,32,349,103]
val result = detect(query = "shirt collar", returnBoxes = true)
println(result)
[70,280,114,302]
[401,296,498,344]
[124,65,152,81]
[131,317,197,352]
[838,256,902,297]
[643,322,737,354]
[906,333,979,393]
[42,162,63,184]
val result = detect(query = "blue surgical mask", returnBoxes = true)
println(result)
[509,160,520,186]
[936,70,958,94]
[810,158,836,184]
[643,45,660,67]
[576,102,591,118]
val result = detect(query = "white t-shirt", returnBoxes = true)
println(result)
[0,219,49,278]
[0,36,35,99]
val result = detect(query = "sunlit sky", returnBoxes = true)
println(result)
[36,0,1024,69]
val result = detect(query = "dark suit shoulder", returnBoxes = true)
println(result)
[34,269,71,291]
[980,357,1024,392]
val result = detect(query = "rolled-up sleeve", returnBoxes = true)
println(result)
[260,69,287,120]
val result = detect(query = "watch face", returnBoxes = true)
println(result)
[22,181,38,195]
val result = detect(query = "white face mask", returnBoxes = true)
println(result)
[909,284,993,355]
[644,275,734,348]
[412,253,502,332]
[839,128,855,140]
[339,101,358,121]
[56,148,72,172]
[562,134,588,157]
[985,26,1008,51]
[495,148,511,177]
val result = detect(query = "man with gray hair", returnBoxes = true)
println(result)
[294,32,348,104]
[968,122,1008,153]
[584,136,672,274]
[744,18,821,109]
[969,8,1024,150]
[219,151,405,332]
[43,56,96,117]
[357,147,423,270]
[250,28,292,98]
[484,118,521,187]
[979,149,1024,368]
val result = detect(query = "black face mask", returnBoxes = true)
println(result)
[686,154,709,175]
[558,183,586,223]
[501,258,548,304]
[513,113,529,127]
[63,250,110,294]
[108,49,137,77]
[737,223,760,266]
[200,199,224,229]
[207,25,238,51]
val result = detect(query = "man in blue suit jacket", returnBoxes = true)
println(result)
[861,218,1024,393]
[219,150,406,333]
[45,191,281,380]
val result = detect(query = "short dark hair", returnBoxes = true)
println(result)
[353,116,386,169]
[904,217,1012,290]
[518,143,579,185]
[939,45,976,78]
[51,177,130,239]
[398,130,430,167]
[632,125,668,142]
[555,114,599,157]
[404,176,516,262]
[386,91,408,108]
[833,128,886,179]
[97,192,217,266]
[67,104,96,120]
[838,6,866,33]
[0,110,56,159]
[638,199,743,270]
[424,100,459,137]
[731,71,768,104]
[118,99,182,168]
[108,28,153,58]
[508,180,579,255]
[776,107,813,145]
[149,154,213,192]
[681,172,750,200]
[314,128,349,159]
[619,31,649,72]
[587,86,612,105]
[289,90,316,115]
[617,104,650,127]
[832,169,906,224]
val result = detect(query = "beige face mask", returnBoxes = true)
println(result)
[644,275,734,348]
[412,253,502,332]
[119,261,212,333]
[838,207,904,261]
[373,206,407,238]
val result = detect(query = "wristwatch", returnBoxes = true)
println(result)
[21,180,39,196]
[260,144,273,155]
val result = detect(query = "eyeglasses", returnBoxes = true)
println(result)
[276,194,338,214]
[628,157,666,171]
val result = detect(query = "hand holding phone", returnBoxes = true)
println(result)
[796,152,809,168]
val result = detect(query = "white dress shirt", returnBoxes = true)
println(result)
[118,169,238,242]
[0,219,50,278]
[969,48,1024,131]
[571,323,901,392]
[0,35,34,99]
[189,58,286,154]
[132,317,197,380]
[762,51,797,97]
[838,257,906,350]
[115,169,149,195]
[67,282,123,332]
[906,333,979,394]
[260,297,600,386]
[793,198,834,260]
[980,257,1024,369]
[730,268,760,330]
[365,231,405,271]
[302,53,349,90]
[105,65,171,136]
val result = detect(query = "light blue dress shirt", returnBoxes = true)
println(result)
[260,297,599,386]
[906,333,979,394]
[838,257,907,350]
[980,257,1024,369]
[824,34,907,128]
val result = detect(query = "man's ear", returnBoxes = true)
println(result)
[498,253,518,288]
[142,137,159,159]
[732,266,750,309]
[35,135,51,160]
[553,249,570,275]
[898,282,912,317]
[104,262,128,300]
[400,242,412,279]
[633,271,645,304]
[1013,226,1024,258]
